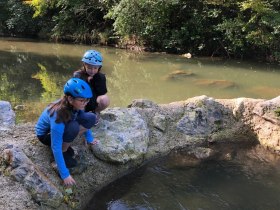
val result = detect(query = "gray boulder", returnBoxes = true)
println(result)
[0,101,15,130]
[92,108,149,164]
[3,145,63,208]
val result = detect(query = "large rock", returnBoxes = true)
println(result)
[250,96,280,152]
[92,108,149,164]
[0,101,15,130]
[253,96,280,125]
[176,96,228,136]
[2,145,63,208]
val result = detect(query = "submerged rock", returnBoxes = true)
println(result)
[164,70,196,80]
[195,79,236,89]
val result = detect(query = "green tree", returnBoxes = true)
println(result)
[0,0,42,36]
[1,0,280,62]
[107,0,226,53]
[217,0,280,60]
[29,0,115,43]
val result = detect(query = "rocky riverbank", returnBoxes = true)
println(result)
[1,95,280,209]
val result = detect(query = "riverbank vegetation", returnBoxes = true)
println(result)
[0,0,279,62]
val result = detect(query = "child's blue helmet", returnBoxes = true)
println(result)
[64,78,92,98]
[81,50,103,66]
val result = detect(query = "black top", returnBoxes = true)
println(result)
[73,69,107,112]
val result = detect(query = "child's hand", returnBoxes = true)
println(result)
[89,140,99,152]
[87,76,93,83]
[64,175,76,186]
[89,140,99,146]
[84,139,99,146]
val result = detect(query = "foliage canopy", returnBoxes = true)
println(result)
[0,0,279,62]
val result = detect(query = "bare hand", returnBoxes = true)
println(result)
[63,175,76,186]
[87,76,93,83]
[84,139,99,146]
[90,140,99,146]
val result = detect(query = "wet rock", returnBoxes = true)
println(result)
[191,147,215,159]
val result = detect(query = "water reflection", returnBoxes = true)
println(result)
[1,38,280,123]
[84,145,280,210]
[32,63,66,100]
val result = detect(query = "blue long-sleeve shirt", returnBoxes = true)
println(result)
[35,107,94,180]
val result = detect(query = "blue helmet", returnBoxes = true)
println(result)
[64,78,92,98]
[81,50,103,66]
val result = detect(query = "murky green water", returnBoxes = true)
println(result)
[84,145,280,210]
[0,38,280,122]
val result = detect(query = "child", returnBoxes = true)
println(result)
[73,50,110,123]
[35,78,97,186]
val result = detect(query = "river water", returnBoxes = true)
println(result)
[0,37,280,122]
[84,145,280,210]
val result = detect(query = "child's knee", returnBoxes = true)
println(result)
[98,95,110,108]
[77,112,96,129]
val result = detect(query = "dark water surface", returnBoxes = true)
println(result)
[84,146,280,210]
[1,38,280,122]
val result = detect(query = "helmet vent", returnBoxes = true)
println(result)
[81,85,85,90]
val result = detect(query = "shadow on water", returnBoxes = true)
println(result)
[83,165,148,210]
[83,143,280,210]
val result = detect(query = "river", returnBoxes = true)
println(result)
[84,145,280,210]
[0,37,280,122]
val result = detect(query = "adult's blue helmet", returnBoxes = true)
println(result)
[81,50,103,66]
[64,78,92,98]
